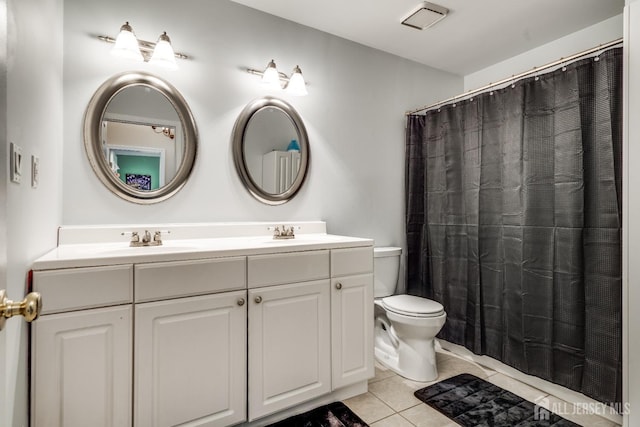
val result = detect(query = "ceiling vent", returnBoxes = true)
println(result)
[401,2,449,30]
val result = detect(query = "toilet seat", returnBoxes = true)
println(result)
[381,295,444,318]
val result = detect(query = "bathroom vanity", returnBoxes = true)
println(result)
[29,222,374,427]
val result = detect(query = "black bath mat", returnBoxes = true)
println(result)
[414,373,581,427]
[266,401,369,427]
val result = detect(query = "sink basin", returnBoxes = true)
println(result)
[249,234,350,246]
[77,243,202,257]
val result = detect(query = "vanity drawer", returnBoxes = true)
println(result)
[33,265,133,314]
[331,247,374,276]
[248,250,329,288]
[135,256,246,302]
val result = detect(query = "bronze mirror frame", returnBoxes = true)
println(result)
[231,96,309,205]
[83,71,198,204]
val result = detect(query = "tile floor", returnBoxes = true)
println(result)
[344,349,620,427]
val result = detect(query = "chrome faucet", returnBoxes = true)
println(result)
[272,225,296,240]
[123,229,166,247]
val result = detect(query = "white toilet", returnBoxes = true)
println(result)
[374,247,447,382]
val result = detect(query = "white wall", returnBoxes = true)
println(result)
[3,0,64,425]
[0,0,8,424]
[464,14,623,91]
[624,1,639,426]
[62,0,462,254]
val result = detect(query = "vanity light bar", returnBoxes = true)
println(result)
[247,60,308,96]
[98,35,190,60]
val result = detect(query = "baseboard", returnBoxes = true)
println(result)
[438,340,623,425]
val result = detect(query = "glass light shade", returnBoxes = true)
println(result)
[111,22,143,62]
[286,66,308,96]
[149,32,178,70]
[262,60,282,90]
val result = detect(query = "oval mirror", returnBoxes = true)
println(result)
[232,97,309,205]
[84,71,197,203]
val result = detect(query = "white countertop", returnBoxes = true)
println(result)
[33,233,374,270]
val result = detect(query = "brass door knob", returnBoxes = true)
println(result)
[0,289,42,331]
[254,296,262,304]
[336,283,343,290]
[237,298,245,306]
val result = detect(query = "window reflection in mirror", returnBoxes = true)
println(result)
[101,86,183,192]
[243,106,301,195]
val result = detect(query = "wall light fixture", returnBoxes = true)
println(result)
[247,60,308,96]
[98,22,189,70]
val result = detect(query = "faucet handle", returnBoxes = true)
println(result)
[121,231,140,244]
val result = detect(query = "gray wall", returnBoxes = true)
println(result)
[3,0,64,425]
[63,0,462,254]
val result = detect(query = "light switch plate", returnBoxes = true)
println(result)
[10,142,22,184]
[31,155,39,188]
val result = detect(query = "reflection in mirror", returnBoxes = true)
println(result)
[243,106,300,194]
[102,86,183,190]
[84,72,197,203]
[232,97,309,205]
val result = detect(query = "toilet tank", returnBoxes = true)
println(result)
[374,247,402,298]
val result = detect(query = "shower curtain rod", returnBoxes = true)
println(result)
[406,37,623,116]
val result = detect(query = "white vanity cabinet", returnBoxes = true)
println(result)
[133,257,247,427]
[330,247,374,389]
[31,265,134,427]
[247,251,331,421]
[31,223,375,427]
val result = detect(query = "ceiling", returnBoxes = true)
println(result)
[230,0,624,76]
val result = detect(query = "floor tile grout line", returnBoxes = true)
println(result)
[357,355,621,427]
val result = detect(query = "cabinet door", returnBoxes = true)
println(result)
[331,274,374,389]
[31,306,132,427]
[248,280,331,421]
[135,291,247,427]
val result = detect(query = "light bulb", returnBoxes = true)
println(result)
[262,60,282,90]
[285,66,308,96]
[111,22,143,62]
[149,32,178,70]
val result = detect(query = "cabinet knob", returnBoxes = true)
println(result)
[254,296,262,304]
[336,283,342,290]
[237,298,245,306]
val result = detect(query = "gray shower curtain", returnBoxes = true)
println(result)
[405,47,622,405]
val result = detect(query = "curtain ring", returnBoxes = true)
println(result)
[561,59,567,72]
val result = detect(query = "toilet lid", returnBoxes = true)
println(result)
[382,295,445,317]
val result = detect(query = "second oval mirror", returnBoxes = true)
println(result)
[232,97,309,205]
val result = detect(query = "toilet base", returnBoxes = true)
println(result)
[374,335,439,382]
